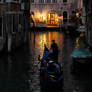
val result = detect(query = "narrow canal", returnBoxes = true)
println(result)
[0,31,92,92]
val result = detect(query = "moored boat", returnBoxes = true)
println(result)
[72,48,92,64]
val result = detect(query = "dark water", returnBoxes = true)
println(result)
[0,31,92,92]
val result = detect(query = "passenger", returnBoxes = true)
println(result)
[50,40,59,61]
[47,60,60,74]
[44,44,49,51]
[53,62,60,73]
[42,44,50,62]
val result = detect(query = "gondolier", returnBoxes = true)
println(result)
[50,40,59,62]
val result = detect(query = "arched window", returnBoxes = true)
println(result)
[63,11,67,22]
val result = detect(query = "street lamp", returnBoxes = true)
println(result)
[76,12,79,17]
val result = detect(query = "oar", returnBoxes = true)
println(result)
[31,55,41,73]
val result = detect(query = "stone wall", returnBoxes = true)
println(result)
[87,0,92,48]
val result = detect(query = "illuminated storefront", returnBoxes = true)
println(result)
[30,11,61,27]
[47,13,59,26]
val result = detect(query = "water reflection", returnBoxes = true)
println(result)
[30,31,63,59]
[1,31,92,92]
[0,31,64,92]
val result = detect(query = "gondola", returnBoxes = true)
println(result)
[38,48,63,92]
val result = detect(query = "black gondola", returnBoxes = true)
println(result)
[38,48,63,92]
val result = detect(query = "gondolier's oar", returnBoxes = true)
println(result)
[30,55,41,73]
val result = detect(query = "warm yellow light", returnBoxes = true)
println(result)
[36,13,46,22]
[47,13,59,26]
[58,16,63,20]
[76,13,79,17]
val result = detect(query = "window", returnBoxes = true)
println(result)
[63,0,67,3]
[14,0,19,1]
[0,0,3,1]
[52,0,57,3]
[0,17,2,37]
[13,15,18,33]
[13,0,19,1]
[30,0,34,3]
[18,14,23,32]
[63,11,67,22]
[39,0,44,3]
[91,4,92,13]
[46,0,51,3]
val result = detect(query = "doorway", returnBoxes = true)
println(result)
[63,11,67,22]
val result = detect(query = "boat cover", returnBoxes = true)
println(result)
[72,48,92,58]
[42,50,50,61]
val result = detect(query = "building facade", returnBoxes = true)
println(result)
[84,0,92,49]
[0,0,30,52]
[0,0,6,53]
[30,0,82,27]
[30,0,61,27]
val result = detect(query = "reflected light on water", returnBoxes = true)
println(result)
[40,34,47,50]
[29,31,63,58]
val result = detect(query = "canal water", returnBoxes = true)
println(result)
[0,31,92,92]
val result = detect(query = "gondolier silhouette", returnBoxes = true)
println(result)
[38,41,59,65]
[50,40,59,62]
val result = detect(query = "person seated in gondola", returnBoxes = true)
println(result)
[47,60,63,84]
[38,44,56,66]
[38,44,50,64]
[47,60,61,77]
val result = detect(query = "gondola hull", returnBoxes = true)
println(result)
[40,64,63,87]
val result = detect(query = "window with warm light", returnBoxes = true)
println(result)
[47,13,58,26]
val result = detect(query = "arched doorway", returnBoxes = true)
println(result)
[63,11,67,22]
